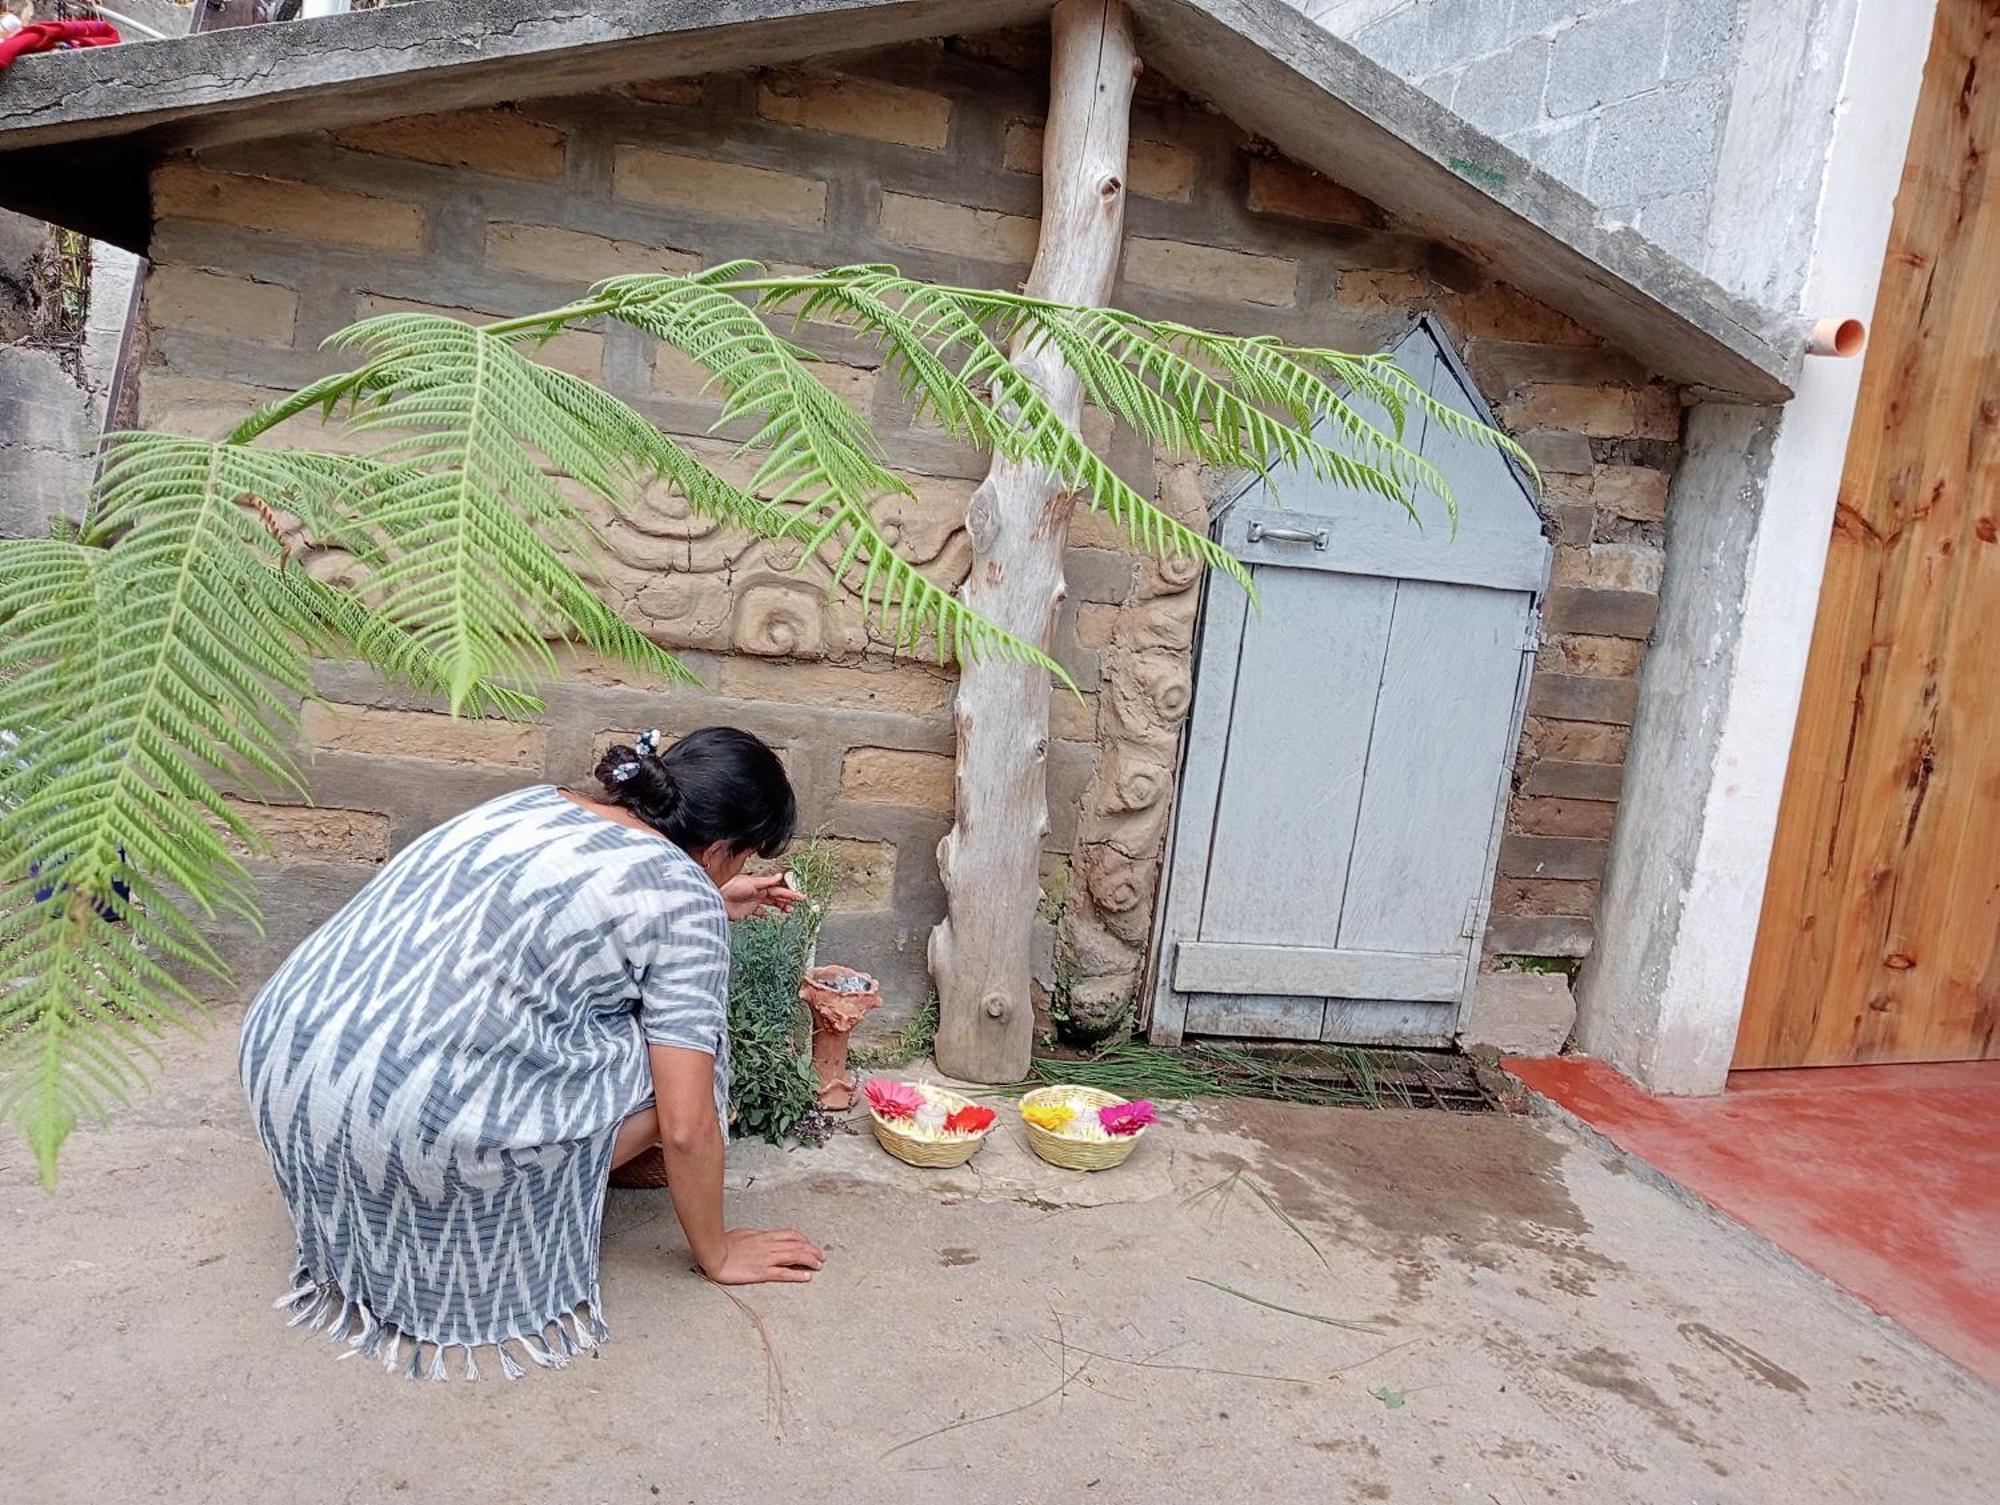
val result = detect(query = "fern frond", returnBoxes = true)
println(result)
[1354,351,1542,488]
[743,266,1538,539]
[742,269,1252,589]
[520,360,793,543]
[599,274,1071,674]
[303,313,699,705]
[0,438,346,1184]
[272,569,546,721]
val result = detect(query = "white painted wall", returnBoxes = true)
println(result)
[1578,0,1937,1091]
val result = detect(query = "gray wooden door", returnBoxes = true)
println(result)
[1148,321,1548,1047]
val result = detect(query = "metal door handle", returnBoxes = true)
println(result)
[1247,520,1328,550]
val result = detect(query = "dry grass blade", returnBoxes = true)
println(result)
[1182,1168,1327,1264]
[1328,1336,1424,1376]
[1188,1277,1387,1334]
[1032,1333,1323,1386]
[1244,1178,1330,1268]
[882,1358,1092,1460]
[1179,1167,1245,1227]
[720,1289,791,1436]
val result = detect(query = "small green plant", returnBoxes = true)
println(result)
[851,990,939,1071]
[726,838,836,1145]
[1492,954,1582,981]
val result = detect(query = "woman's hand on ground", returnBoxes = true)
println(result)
[702,1227,826,1285]
[720,872,807,922]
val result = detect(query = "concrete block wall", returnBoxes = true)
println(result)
[135,29,1685,1029]
[0,211,94,540]
[1293,0,1746,268]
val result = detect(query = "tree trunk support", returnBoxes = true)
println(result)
[930,0,1138,1082]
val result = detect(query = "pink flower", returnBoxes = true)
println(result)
[1098,1100,1157,1136]
[865,1079,924,1120]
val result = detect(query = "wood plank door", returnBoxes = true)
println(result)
[1737,0,2000,1069]
[1149,321,1548,1046]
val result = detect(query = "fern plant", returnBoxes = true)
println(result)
[0,261,1531,1185]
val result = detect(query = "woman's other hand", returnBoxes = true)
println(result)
[720,871,806,922]
[702,1227,826,1285]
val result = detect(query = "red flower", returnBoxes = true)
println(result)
[944,1104,997,1136]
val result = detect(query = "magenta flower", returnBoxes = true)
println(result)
[1098,1100,1157,1136]
[865,1078,924,1120]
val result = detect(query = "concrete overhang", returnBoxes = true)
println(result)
[0,0,1798,400]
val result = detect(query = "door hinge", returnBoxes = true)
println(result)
[1460,898,1482,938]
[1520,607,1543,654]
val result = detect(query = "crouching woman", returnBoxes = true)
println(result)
[238,725,824,1381]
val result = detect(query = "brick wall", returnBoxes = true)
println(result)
[139,29,1679,1032]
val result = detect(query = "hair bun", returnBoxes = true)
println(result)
[585,725,796,857]
[593,743,645,790]
[593,741,685,818]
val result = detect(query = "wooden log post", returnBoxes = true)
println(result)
[930,0,1138,1082]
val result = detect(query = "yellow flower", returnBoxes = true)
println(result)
[1022,1101,1076,1131]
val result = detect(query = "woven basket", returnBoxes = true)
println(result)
[1020,1085,1147,1171]
[869,1083,994,1168]
[609,1146,671,1189]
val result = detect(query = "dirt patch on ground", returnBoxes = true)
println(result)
[1556,1345,1705,1445]
[1678,1321,1810,1395]
[1200,1099,1623,1300]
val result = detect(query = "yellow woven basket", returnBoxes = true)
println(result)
[869,1083,995,1168]
[1020,1085,1148,1171]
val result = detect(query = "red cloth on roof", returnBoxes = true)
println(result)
[0,19,121,70]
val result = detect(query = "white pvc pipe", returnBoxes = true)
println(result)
[300,1,353,17]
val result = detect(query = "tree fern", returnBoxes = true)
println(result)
[314,313,703,705]
[3,261,1528,1183]
[600,266,1072,671]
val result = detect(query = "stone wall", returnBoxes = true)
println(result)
[136,31,1682,1034]
[0,210,94,540]
[1292,0,1746,267]
[1288,0,1876,316]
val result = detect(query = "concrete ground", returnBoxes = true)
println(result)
[7,1023,1997,1505]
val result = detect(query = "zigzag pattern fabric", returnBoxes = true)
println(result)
[239,785,730,1381]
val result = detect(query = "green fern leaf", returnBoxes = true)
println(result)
[743,269,1252,592]
[600,274,1072,675]
[310,313,699,704]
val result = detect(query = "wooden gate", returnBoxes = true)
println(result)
[1149,321,1548,1047]
[1737,0,2000,1069]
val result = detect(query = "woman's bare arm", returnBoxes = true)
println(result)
[648,1043,825,1285]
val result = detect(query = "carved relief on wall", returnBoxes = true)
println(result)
[1056,461,1209,1035]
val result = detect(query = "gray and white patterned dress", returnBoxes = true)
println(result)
[239,784,731,1380]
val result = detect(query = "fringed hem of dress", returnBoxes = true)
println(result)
[273,1266,613,1382]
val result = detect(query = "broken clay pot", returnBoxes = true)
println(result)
[800,963,882,1111]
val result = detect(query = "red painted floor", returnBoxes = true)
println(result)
[1506,1055,2000,1388]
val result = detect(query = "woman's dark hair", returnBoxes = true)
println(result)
[593,725,796,858]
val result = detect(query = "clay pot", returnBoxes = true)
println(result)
[800,964,881,1110]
